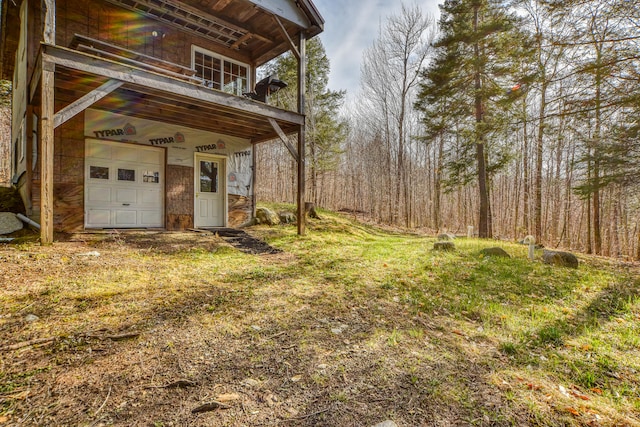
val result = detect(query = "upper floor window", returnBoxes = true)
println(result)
[192,46,249,96]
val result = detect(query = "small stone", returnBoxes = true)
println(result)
[242,378,261,388]
[278,211,296,224]
[542,250,578,268]
[251,325,262,331]
[78,251,101,257]
[480,247,510,258]
[331,328,343,335]
[372,421,398,427]
[317,364,328,370]
[0,213,23,235]
[215,393,240,402]
[290,375,303,382]
[25,314,39,322]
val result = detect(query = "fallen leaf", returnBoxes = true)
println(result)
[215,393,240,403]
[570,390,590,400]
[0,416,8,423]
[290,375,303,383]
[527,383,541,390]
[590,388,603,395]
[566,407,581,416]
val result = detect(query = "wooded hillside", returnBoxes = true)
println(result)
[256,1,640,260]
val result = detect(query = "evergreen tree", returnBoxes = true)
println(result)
[416,0,530,238]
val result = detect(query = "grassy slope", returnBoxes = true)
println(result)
[0,207,638,426]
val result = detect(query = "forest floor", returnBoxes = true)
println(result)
[0,206,639,426]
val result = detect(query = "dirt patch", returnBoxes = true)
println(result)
[206,228,282,255]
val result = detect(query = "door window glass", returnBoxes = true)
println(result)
[143,170,160,183]
[200,160,218,193]
[118,168,136,181]
[90,166,109,179]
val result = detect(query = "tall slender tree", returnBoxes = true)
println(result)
[417,0,530,238]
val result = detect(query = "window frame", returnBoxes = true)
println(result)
[191,45,251,96]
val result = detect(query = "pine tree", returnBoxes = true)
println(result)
[416,0,530,238]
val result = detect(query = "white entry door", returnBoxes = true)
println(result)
[194,153,226,227]
[85,139,164,228]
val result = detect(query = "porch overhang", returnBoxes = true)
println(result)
[37,44,304,142]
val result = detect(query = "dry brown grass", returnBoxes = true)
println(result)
[1,215,639,426]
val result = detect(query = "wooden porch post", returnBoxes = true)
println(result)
[40,61,55,245]
[25,105,34,216]
[297,31,306,236]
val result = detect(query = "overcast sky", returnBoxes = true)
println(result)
[312,0,441,94]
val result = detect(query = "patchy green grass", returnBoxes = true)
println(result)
[0,206,638,426]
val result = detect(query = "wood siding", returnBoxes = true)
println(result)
[166,163,194,230]
[32,109,85,232]
[55,0,254,71]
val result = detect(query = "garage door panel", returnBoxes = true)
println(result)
[140,150,162,165]
[86,139,164,228]
[141,189,161,204]
[115,188,138,204]
[87,186,113,203]
[113,145,139,162]
[87,141,112,159]
[114,210,138,226]
[140,210,162,226]
[87,209,111,226]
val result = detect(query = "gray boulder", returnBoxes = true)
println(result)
[434,241,455,251]
[255,207,280,226]
[279,211,296,224]
[480,247,511,258]
[371,422,398,427]
[0,212,23,235]
[542,250,578,268]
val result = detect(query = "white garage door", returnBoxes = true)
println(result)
[85,139,164,228]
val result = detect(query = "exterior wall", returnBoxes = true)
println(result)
[55,0,254,70]
[166,164,194,230]
[80,109,254,231]
[11,0,28,183]
[31,110,86,231]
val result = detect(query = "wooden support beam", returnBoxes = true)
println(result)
[251,143,257,218]
[30,53,42,102]
[297,32,306,236]
[54,79,123,128]
[43,0,55,44]
[43,45,305,126]
[25,104,34,216]
[230,33,253,50]
[40,62,55,245]
[268,118,299,162]
[272,15,300,60]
